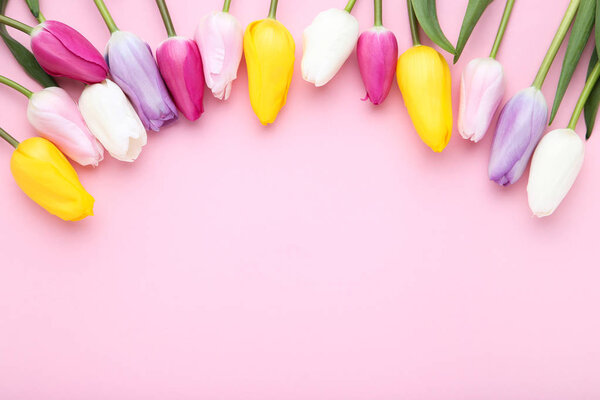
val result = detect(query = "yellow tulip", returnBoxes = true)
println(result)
[396,45,453,152]
[11,137,94,221]
[244,17,295,125]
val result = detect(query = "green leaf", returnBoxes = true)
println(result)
[584,50,600,139]
[0,0,56,87]
[550,0,595,124]
[24,0,39,19]
[596,0,600,55]
[453,0,494,63]
[411,0,456,54]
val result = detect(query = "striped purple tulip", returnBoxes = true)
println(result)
[488,86,548,186]
[31,21,108,84]
[106,31,178,131]
[357,27,398,105]
[156,37,204,121]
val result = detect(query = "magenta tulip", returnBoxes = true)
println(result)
[357,27,398,105]
[156,37,204,121]
[31,21,109,84]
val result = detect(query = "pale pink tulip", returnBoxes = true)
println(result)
[458,57,505,142]
[27,87,104,167]
[195,11,243,101]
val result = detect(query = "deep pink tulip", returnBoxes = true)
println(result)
[357,27,398,105]
[156,37,204,121]
[31,20,109,84]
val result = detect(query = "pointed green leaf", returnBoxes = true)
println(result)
[0,0,56,87]
[453,0,494,63]
[24,0,39,19]
[411,0,456,54]
[596,0,600,55]
[550,0,595,124]
[584,50,600,139]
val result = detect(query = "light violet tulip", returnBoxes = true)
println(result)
[106,31,178,131]
[27,87,104,167]
[488,87,548,186]
[527,128,584,217]
[357,27,398,105]
[458,57,505,142]
[195,11,243,101]
[302,7,359,87]
[79,79,147,162]
[156,37,204,121]
[30,20,109,84]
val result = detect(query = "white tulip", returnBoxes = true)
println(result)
[527,128,585,217]
[301,8,359,87]
[78,79,147,162]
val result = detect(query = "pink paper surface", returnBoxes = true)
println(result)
[1,0,599,398]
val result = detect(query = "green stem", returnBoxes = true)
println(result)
[37,11,46,23]
[407,0,420,46]
[155,0,176,37]
[489,0,515,59]
[568,61,600,130]
[0,75,33,98]
[374,0,382,26]
[223,0,231,12]
[0,127,19,149]
[0,15,34,35]
[268,0,278,18]
[344,0,357,12]
[93,0,119,34]
[532,0,581,89]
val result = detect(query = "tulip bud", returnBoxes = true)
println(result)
[105,31,178,131]
[10,137,94,221]
[30,20,108,84]
[244,18,295,125]
[78,79,147,162]
[156,37,204,121]
[302,8,359,87]
[27,87,104,167]
[396,45,453,152]
[488,86,548,185]
[527,128,584,217]
[357,27,398,105]
[458,57,505,142]
[195,11,243,101]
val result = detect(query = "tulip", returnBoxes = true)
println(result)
[488,87,548,186]
[0,75,104,167]
[30,20,109,84]
[488,0,581,185]
[79,79,147,162]
[154,0,204,121]
[302,5,359,87]
[196,12,243,101]
[527,129,584,217]
[357,0,398,105]
[244,0,295,125]
[396,45,453,152]
[27,87,104,167]
[458,57,505,142]
[94,0,178,131]
[0,15,109,84]
[0,130,94,221]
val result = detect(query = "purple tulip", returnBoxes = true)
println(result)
[357,27,398,105]
[30,20,108,84]
[105,31,178,131]
[156,37,204,121]
[488,87,548,186]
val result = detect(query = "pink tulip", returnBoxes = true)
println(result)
[357,27,398,105]
[458,57,505,142]
[156,37,204,121]
[31,20,109,84]
[27,87,104,167]
[195,11,243,101]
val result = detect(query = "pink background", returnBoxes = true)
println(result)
[1,0,600,398]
